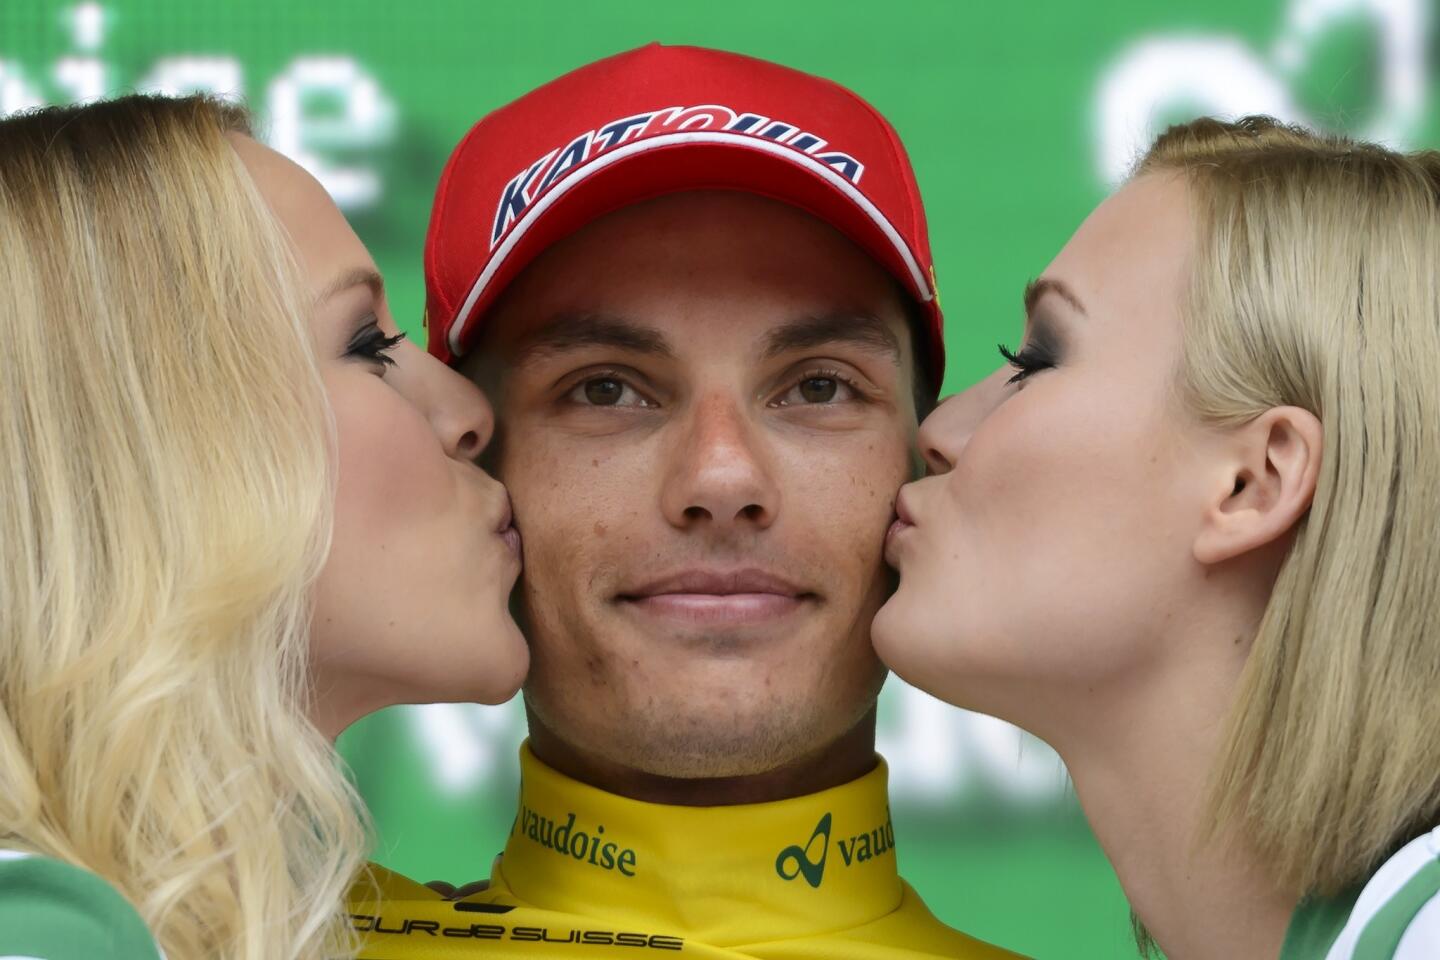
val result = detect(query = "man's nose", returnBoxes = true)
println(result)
[660,392,778,531]
[917,367,1011,475]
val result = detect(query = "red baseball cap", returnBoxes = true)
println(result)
[424,42,945,386]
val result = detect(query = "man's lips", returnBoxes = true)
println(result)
[616,569,816,626]
[620,568,808,597]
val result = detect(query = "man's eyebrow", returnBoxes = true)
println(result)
[316,266,385,306]
[514,312,677,361]
[1023,277,1087,319]
[760,312,902,363]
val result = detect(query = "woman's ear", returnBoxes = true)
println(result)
[1193,406,1323,565]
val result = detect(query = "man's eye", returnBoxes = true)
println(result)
[772,372,857,407]
[567,375,651,408]
[799,377,838,403]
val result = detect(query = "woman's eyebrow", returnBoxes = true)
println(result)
[1023,277,1087,320]
[316,267,385,306]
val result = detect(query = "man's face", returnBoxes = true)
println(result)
[470,191,918,777]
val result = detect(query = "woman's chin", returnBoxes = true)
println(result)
[472,617,530,704]
[872,591,939,689]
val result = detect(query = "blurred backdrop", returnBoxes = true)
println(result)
[3,1,1434,957]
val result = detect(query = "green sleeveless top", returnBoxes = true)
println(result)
[0,850,163,959]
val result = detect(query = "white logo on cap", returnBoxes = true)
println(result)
[490,103,866,249]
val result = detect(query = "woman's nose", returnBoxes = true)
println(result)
[917,367,1012,475]
[391,340,497,463]
[918,395,960,475]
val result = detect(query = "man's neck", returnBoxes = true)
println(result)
[526,709,879,806]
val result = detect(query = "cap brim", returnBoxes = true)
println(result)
[444,135,942,382]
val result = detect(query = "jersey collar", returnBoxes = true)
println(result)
[498,742,904,945]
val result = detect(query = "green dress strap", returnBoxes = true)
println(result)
[1281,884,1364,960]
[0,851,164,960]
[1351,857,1440,960]
[1279,827,1440,960]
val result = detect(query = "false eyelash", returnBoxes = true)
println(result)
[997,342,1055,384]
[349,326,406,367]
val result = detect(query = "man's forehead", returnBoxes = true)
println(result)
[498,307,905,368]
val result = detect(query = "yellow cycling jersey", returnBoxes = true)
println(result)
[350,743,1024,959]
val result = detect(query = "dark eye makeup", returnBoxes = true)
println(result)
[998,320,1063,385]
[997,342,1054,384]
[346,316,405,368]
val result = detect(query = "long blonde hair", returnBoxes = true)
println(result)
[0,95,367,957]
[1139,118,1440,896]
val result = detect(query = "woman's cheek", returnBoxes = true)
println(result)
[953,400,1043,508]
[944,394,1093,592]
[332,378,444,508]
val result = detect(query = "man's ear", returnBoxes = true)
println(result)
[1193,406,1323,566]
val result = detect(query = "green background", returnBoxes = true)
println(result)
[5,1,1434,957]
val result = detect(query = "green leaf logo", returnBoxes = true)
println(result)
[775,812,831,888]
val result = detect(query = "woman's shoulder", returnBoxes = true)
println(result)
[0,849,164,960]
[1312,826,1440,960]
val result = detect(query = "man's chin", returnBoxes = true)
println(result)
[598,715,822,780]
[521,608,887,782]
[529,681,831,779]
